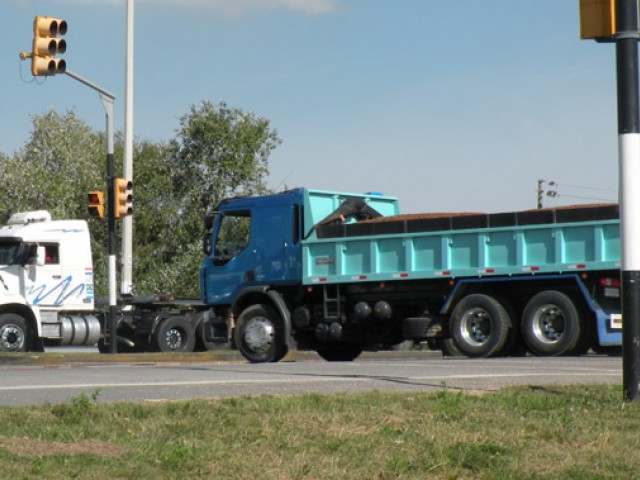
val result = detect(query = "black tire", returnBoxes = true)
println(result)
[426,338,463,357]
[521,291,581,356]
[315,342,363,362]
[450,294,511,358]
[402,317,433,339]
[234,304,287,363]
[153,317,196,353]
[496,300,527,357]
[0,313,30,352]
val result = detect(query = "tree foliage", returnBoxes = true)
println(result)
[0,101,281,298]
[0,109,109,293]
[0,109,104,219]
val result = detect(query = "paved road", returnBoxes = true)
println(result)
[0,355,622,406]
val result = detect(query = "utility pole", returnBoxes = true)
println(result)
[122,0,135,296]
[614,0,640,403]
[536,179,544,209]
[536,179,557,209]
[580,0,640,401]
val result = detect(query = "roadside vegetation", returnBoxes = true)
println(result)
[0,102,280,298]
[0,384,638,479]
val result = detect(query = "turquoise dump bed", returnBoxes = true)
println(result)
[301,190,620,285]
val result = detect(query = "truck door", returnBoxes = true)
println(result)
[204,210,255,304]
[25,243,65,306]
[254,204,300,282]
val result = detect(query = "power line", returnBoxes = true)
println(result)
[555,183,617,193]
[536,179,617,208]
[556,193,617,203]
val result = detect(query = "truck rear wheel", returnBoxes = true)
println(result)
[234,304,287,363]
[521,291,581,356]
[450,294,511,357]
[427,338,463,357]
[153,317,196,353]
[0,313,30,352]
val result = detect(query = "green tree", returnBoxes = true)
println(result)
[152,100,281,296]
[0,109,109,294]
[170,100,279,211]
[0,101,280,299]
[0,109,104,220]
[126,139,178,295]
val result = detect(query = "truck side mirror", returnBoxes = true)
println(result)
[203,233,212,255]
[35,246,46,266]
[22,244,41,266]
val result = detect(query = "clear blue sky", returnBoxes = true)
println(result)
[2,0,619,213]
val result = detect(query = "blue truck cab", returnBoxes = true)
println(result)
[200,189,304,305]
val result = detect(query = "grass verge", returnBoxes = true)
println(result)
[0,384,637,479]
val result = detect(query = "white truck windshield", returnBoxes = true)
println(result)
[0,242,25,266]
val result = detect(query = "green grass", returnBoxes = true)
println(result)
[0,385,638,479]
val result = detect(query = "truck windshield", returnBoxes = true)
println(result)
[0,241,25,266]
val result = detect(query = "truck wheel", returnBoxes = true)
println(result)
[315,342,363,361]
[0,313,30,352]
[234,304,287,363]
[427,338,463,357]
[450,294,511,357]
[153,317,196,353]
[521,291,581,356]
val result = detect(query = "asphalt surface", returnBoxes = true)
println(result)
[0,350,623,406]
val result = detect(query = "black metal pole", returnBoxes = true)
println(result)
[107,155,118,354]
[100,91,118,355]
[64,72,118,354]
[616,0,640,402]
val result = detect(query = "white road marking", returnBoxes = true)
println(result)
[0,370,620,392]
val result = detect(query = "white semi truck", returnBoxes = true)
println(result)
[0,210,100,351]
[0,210,217,353]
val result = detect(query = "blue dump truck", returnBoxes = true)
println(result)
[0,188,622,359]
[199,188,622,362]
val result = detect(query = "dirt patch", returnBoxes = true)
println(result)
[0,436,129,458]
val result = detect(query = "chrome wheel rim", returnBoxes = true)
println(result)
[531,304,565,344]
[460,308,491,347]
[0,324,25,351]
[243,316,274,353]
[164,327,184,350]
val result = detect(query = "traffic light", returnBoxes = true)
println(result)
[31,16,67,76]
[87,191,104,219]
[113,178,133,219]
[579,0,616,40]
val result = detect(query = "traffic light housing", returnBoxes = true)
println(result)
[114,178,133,219]
[579,0,616,40]
[87,191,104,219]
[31,16,67,76]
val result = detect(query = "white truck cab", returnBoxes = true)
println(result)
[0,211,101,351]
